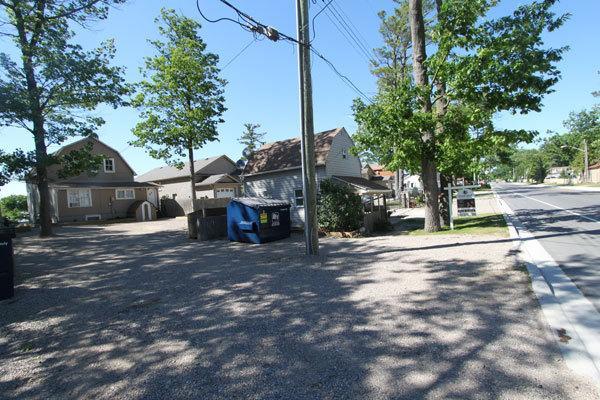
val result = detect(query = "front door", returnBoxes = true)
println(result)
[143,203,150,221]
[147,188,157,207]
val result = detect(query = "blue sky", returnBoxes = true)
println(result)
[1,0,599,196]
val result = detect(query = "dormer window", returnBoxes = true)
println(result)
[104,158,115,173]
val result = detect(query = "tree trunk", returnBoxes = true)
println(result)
[188,145,197,212]
[395,170,401,200]
[433,0,451,227]
[409,0,441,232]
[34,126,53,236]
[439,174,450,226]
[14,6,52,236]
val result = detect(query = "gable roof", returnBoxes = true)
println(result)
[195,173,241,188]
[243,128,343,176]
[135,155,236,183]
[332,175,392,194]
[55,136,137,175]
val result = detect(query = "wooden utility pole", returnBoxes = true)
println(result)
[296,0,319,255]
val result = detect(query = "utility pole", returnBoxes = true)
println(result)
[296,0,319,255]
[584,138,589,183]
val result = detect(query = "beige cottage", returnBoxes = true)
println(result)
[26,137,159,223]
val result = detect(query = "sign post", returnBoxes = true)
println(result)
[443,184,480,230]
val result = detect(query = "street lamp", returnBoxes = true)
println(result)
[561,140,589,183]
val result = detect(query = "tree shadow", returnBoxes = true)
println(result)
[0,225,596,399]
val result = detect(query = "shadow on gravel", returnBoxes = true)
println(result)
[0,225,592,399]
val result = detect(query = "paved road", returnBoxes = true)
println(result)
[494,183,600,312]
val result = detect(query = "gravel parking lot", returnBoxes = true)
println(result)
[1,218,598,399]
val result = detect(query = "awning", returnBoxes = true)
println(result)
[332,176,393,195]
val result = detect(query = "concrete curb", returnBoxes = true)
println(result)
[493,190,600,387]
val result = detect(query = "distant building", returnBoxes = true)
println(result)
[26,137,159,223]
[135,155,241,214]
[242,127,391,227]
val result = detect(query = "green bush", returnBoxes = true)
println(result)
[0,194,28,222]
[317,179,363,232]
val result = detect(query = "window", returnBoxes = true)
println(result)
[104,158,115,173]
[342,148,347,159]
[67,189,92,208]
[115,188,135,200]
[294,188,304,206]
[215,188,235,198]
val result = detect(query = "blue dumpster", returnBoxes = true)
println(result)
[227,198,291,244]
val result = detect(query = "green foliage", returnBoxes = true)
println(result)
[354,0,565,179]
[0,194,28,221]
[238,123,266,160]
[0,0,130,183]
[131,9,227,165]
[491,104,599,182]
[317,179,363,232]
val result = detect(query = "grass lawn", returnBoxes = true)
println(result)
[394,213,509,237]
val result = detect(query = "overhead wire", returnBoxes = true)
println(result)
[323,1,374,64]
[221,38,257,70]
[195,0,372,103]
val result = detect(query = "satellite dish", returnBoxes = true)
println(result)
[236,159,246,169]
[242,147,253,158]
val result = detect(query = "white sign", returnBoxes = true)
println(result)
[457,188,476,216]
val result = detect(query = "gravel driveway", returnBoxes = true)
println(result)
[1,218,597,399]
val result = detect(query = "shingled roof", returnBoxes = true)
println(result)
[135,155,234,183]
[243,128,342,176]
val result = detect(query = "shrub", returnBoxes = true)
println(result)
[0,194,28,222]
[318,179,363,232]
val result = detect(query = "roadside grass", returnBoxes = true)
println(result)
[394,213,509,237]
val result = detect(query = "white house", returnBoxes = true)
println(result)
[242,127,391,227]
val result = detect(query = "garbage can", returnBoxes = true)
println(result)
[0,227,16,300]
[227,198,291,244]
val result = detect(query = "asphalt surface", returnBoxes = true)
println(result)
[494,183,600,313]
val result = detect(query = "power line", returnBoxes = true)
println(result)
[324,1,375,64]
[195,0,372,103]
[331,0,378,61]
[322,9,371,65]
[310,45,373,103]
[221,38,256,70]
[309,0,333,43]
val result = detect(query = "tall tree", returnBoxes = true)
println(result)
[370,1,433,202]
[409,0,440,232]
[0,0,130,236]
[131,9,226,210]
[354,0,566,232]
[238,123,266,160]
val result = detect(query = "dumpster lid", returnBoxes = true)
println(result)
[232,197,290,209]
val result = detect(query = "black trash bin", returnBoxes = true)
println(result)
[0,227,16,300]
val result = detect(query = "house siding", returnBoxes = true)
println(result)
[56,187,148,222]
[46,139,135,183]
[325,128,362,178]
[244,167,327,227]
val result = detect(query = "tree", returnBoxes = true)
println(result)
[131,9,226,210]
[0,0,130,236]
[354,0,566,231]
[238,123,266,160]
[0,194,28,221]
